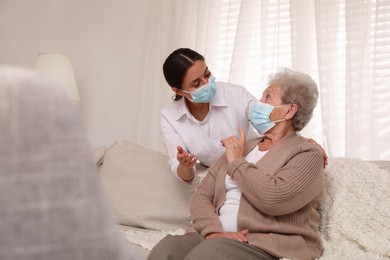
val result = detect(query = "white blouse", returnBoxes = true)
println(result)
[218,146,267,232]
[160,82,259,179]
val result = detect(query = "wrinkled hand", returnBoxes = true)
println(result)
[221,128,246,164]
[176,146,197,168]
[206,229,249,243]
[307,138,328,168]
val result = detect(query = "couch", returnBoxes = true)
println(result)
[95,140,390,260]
[3,66,388,259]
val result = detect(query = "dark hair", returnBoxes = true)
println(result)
[163,48,204,101]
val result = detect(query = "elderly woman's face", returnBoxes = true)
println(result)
[260,84,283,106]
[260,84,289,122]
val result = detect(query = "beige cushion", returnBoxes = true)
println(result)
[96,140,203,231]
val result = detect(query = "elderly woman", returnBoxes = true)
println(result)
[147,68,324,260]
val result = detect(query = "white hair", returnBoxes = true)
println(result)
[268,68,318,131]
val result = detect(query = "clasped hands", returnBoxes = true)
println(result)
[206,229,249,243]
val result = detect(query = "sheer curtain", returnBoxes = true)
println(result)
[135,0,222,151]
[212,0,324,153]
[315,0,390,160]
[137,0,389,160]
[212,0,390,160]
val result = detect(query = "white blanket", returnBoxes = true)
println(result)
[319,158,390,259]
[124,158,390,259]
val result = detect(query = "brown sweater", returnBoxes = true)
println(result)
[188,132,324,260]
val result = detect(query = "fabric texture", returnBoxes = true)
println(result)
[319,158,390,259]
[188,134,324,260]
[0,67,137,260]
[95,140,208,231]
[147,233,278,260]
[160,81,259,177]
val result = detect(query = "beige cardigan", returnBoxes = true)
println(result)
[188,132,324,260]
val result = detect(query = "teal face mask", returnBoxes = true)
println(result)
[182,75,217,103]
[249,101,289,135]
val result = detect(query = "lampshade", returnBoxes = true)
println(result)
[35,52,80,103]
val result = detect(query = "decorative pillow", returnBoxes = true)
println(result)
[96,140,207,231]
[0,67,137,260]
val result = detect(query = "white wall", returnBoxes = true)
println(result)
[0,0,157,149]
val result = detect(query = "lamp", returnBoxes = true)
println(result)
[35,52,80,103]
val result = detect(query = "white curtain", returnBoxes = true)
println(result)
[135,0,222,151]
[315,0,390,160]
[210,0,324,154]
[138,0,389,160]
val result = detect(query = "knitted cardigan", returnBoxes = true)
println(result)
[188,132,324,260]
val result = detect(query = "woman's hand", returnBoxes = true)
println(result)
[176,146,197,168]
[306,138,328,168]
[221,128,246,164]
[205,229,249,243]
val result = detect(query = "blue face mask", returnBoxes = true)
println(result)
[249,101,289,135]
[182,75,217,103]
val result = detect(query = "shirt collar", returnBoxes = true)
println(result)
[174,98,190,120]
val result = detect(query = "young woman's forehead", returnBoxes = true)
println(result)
[183,60,208,82]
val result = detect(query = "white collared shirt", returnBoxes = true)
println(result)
[160,82,259,179]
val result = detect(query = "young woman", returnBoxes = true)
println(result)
[160,48,259,181]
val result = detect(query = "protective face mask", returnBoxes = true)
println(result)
[249,101,289,135]
[182,75,217,103]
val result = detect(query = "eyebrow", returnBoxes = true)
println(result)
[189,67,209,86]
[262,90,270,96]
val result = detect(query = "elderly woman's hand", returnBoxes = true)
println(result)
[221,128,246,164]
[205,229,249,243]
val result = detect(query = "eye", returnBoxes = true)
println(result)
[260,93,270,102]
[205,71,211,78]
[191,80,201,88]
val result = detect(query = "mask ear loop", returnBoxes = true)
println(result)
[273,104,293,122]
[273,118,285,123]
[284,104,292,117]
[175,87,193,101]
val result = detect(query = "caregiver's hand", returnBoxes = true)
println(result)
[206,229,249,243]
[176,146,197,168]
[306,138,328,169]
[221,128,246,164]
